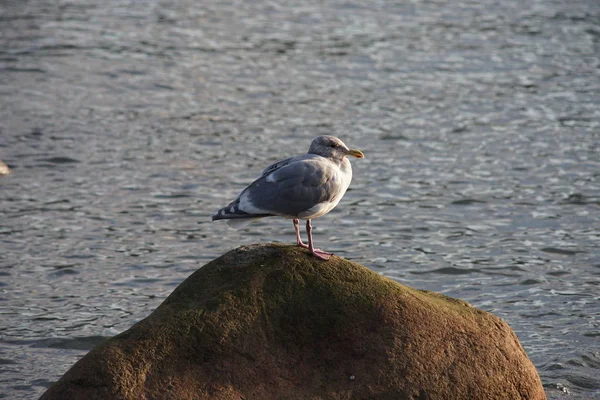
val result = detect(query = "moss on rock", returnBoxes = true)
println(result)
[41,243,546,400]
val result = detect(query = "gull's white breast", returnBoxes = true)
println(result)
[298,158,352,219]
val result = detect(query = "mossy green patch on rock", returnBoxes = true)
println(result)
[41,243,546,400]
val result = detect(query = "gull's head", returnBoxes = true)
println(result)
[308,135,365,161]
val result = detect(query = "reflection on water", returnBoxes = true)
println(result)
[1,0,599,399]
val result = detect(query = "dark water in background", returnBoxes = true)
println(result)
[1,0,599,398]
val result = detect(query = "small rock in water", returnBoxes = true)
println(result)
[0,160,10,175]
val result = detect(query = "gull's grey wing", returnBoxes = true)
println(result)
[213,155,313,220]
[225,156,298,206]
[241,155,343,217]
[259,156,296,177]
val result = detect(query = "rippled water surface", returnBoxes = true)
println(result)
[1,0,599,398]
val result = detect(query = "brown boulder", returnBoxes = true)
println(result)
[41,243,546,400]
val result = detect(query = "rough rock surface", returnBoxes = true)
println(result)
[41,243,546,400]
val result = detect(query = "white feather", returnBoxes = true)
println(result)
[238,192,270,214]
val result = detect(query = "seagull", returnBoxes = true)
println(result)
[212,135,364,260]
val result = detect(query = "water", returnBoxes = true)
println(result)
[1,0,599,398]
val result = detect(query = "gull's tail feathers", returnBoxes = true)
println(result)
[212,202,273,230]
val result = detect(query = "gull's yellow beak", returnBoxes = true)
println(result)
[345,148,365,159]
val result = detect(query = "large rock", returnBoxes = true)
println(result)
[41,243,546,400]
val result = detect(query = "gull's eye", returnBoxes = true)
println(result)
[329,143,336,148]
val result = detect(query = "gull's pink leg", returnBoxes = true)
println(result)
[294,218,308,248]
[306,219,333,260]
